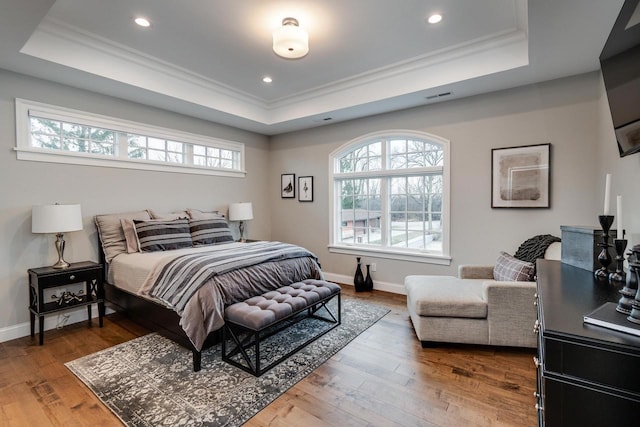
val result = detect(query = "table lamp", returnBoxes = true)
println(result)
[32,203,83,269]
[229,202,253,242]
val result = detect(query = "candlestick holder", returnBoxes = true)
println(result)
[610,239,627,285]
[594,215,614,281]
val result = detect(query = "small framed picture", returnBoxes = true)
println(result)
[281,174,295,198]
[298,176,313,202]
[491,143,551,208]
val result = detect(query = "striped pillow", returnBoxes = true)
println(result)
[133,219,193,252]
[189,217,234,246]
[493,252,535,281]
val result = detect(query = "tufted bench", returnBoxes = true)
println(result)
[222,279,341,376]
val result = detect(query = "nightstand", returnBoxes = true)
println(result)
[28,261,104,345]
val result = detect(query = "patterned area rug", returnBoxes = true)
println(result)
[66,297,389,426]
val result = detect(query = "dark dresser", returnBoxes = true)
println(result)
[535,260,640,426]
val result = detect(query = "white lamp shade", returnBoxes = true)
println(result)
[32,204,83,233]
[229,202,254,221]
[273,19,309,59]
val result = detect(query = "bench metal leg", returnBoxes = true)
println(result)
[223,324,258,374]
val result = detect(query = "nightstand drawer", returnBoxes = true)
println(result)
[34,268,100,288]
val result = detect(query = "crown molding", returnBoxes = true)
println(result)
[20,12,528,127]
[269,27,526,109]
[21,17,271,122]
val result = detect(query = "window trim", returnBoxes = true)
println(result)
[14,98,246,177]
[328,129,451,265]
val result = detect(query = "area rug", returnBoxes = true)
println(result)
[66,297,389,426]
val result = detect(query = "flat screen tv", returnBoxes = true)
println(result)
[600,0,640,157]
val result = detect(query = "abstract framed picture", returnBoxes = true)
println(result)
[281,173,295,198]
[298,176,313,202]
[491,143,551,208]
[615,119,640,157]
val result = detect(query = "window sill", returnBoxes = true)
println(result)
[327,244,451,265]
[14,148,246,178]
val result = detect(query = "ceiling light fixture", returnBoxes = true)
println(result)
[427,14,442,24]
[272,17,309,59]
[262,76,273,83]
[134,17,151,27]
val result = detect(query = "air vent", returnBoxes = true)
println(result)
[312,116,333,123]
[425,91,452,100]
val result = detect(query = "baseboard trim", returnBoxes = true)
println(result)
[322,272,406,295]
[1,273,405,344]
[0,306,115,344]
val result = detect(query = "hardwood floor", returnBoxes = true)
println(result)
[0,287,538,426]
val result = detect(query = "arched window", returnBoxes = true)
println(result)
[329,130,450,264]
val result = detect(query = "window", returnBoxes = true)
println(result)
[329,130,450,264]
[15,99,245,177]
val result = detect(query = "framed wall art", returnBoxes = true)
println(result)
[615,119,640,157]
[491,143,551,208]
[281,173,295,198]
[298,176,313,202]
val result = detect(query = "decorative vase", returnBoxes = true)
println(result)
[354,257,366,292]
[365,264,374,291]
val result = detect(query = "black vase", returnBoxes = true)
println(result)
[354,257,366,292]
[365,264,373,291]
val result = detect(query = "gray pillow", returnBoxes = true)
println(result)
[95,210,151,262]
[189,218,234,246]
[187,209,221,219]
[134,219,193,252]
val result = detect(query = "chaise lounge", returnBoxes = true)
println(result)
[405,238,560,348]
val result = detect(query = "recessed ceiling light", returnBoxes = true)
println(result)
[427,14,442,24]
[262,76,273,83]
[134,17,151,27]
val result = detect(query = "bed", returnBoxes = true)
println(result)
[95,209,324,371]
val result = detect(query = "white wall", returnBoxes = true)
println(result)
[0,69,271,341]
[269,72,606,291]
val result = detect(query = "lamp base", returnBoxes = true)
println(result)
[51,259,71,269]
[52,233,71,269]
[239,221,246,243]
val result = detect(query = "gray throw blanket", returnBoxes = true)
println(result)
[148,241,318,314]
[514,234,561,264]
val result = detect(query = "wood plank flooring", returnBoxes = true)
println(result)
[0,287,538,426]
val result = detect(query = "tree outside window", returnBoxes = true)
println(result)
[331,132,449,259]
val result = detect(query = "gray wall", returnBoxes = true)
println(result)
[269,72,605,290]
[0,69,270,339]
[2,68,632,340]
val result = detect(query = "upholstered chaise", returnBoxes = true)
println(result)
[405,241,560,348]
